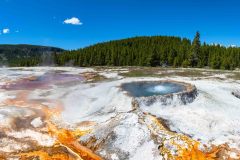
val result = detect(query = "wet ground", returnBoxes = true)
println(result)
[0,67,239,160]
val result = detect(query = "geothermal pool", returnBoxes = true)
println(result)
[121,81,186,97]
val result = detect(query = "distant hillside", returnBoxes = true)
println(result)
[56,34,240,70]
[0,44,64,66]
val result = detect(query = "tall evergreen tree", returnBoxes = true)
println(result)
[189,31,201,67]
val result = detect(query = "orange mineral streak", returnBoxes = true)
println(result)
[47,122,102,160]
[19,150,78,160]
[2,90,103,160]
[175,143,219,160]
[147,115,220,160]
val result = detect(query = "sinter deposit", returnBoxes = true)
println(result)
[0,67,239,160]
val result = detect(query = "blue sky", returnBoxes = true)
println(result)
[0,0,240,49]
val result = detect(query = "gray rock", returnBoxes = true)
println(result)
[232,90,240,99]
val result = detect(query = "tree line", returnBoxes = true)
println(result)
[1,33,240,70]
[55,32,240,70]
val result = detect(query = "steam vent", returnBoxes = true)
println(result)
[121,80,198,106]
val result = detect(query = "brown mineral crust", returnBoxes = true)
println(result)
[0,89,103,160]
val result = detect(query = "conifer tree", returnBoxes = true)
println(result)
[189,31,201,67]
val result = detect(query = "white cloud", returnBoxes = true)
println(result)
[63,17,82,25]
[3,28,10,34]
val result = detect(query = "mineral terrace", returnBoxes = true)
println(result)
[0,67,240,160]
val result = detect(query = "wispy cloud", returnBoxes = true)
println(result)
[63,17,82,25]
[2,28,10,34]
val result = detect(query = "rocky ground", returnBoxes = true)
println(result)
[0,67,239,160]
